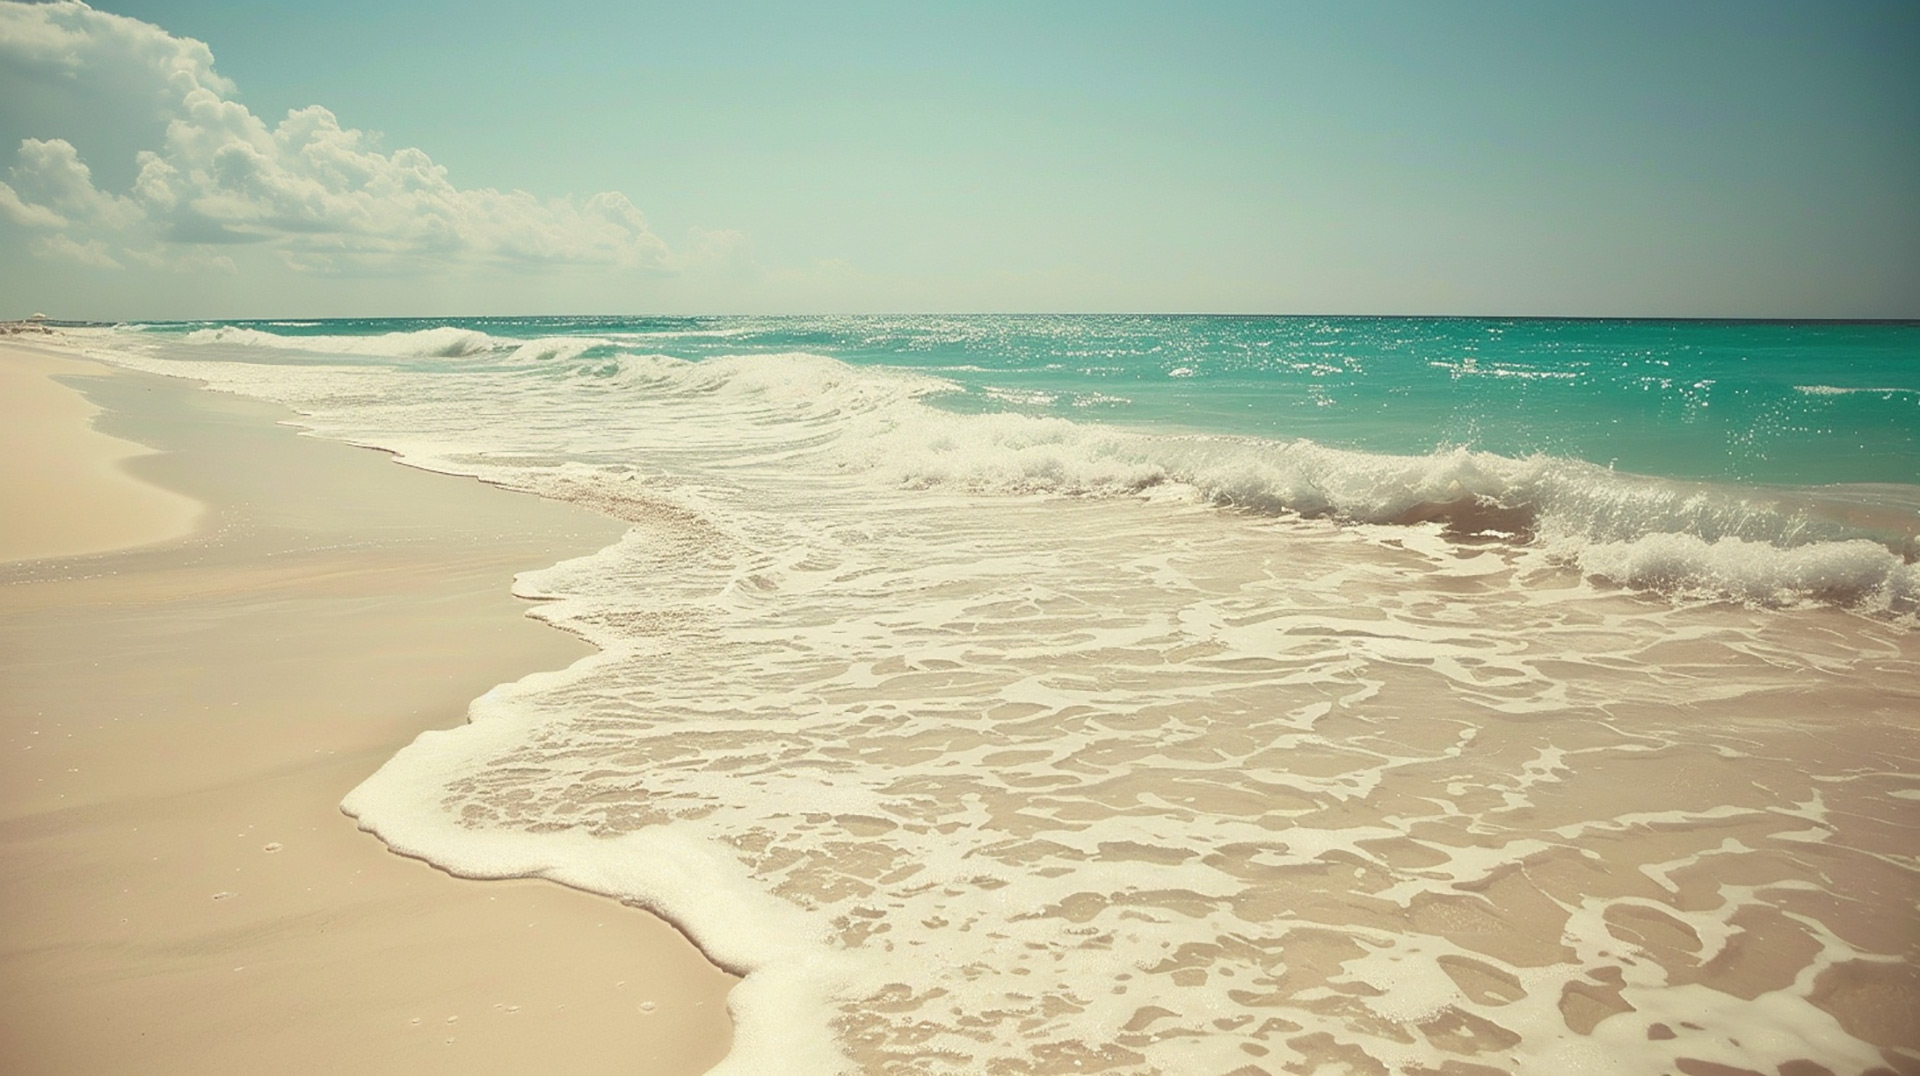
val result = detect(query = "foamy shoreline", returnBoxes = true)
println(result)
[19,322,1919,1074]
[0,341,736,1074]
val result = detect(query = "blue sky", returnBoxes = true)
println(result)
[1,0,1915,318]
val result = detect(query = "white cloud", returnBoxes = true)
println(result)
[0,178,65,227]
[10,137,140,226]
[30,232,121,268]
[0,0,680,275]
[0,0,233,107]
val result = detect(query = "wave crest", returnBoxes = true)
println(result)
[1567,533,1916,611]
[182,325,498,358]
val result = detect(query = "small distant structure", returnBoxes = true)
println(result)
[4,312,57,335]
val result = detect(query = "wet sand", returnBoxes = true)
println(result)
[0,342,736,1074]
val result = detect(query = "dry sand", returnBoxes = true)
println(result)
[0,347,199,562]
[0,342,736,1074]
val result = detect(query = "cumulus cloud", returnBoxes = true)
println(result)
[10,136,140,227]
[0,0,678,274]
[0,178,65,227]
[0,0,233,112]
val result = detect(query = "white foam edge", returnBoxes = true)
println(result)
[180,324,499,358]
[339,654,857,1076]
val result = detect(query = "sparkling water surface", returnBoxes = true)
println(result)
[135,315,1920,486]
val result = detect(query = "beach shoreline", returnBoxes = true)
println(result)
[0,341,736,1074]
[10,318,1916,1075]
[0,342,201,562]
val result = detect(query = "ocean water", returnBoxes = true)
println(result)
[71,316,1920,1075]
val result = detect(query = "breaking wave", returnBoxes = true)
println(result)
[100,326,1920,613]
[182,324,499,358]
[540,348,1920,613]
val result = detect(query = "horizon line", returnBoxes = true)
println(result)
[14,313,1920,327]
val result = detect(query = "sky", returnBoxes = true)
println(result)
[1,0,1915,319]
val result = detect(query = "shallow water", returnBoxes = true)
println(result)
[72,317,1920,1074]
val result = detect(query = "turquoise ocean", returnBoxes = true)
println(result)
[135,314,1920,485]
[76,316,1920,1074]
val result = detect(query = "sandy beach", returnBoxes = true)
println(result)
[0,346,200,562]
[0,342,735,1074]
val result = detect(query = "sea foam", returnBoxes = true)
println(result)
[565,348,1919,612]
[92,331,1920,612]
[183,324,498,358]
